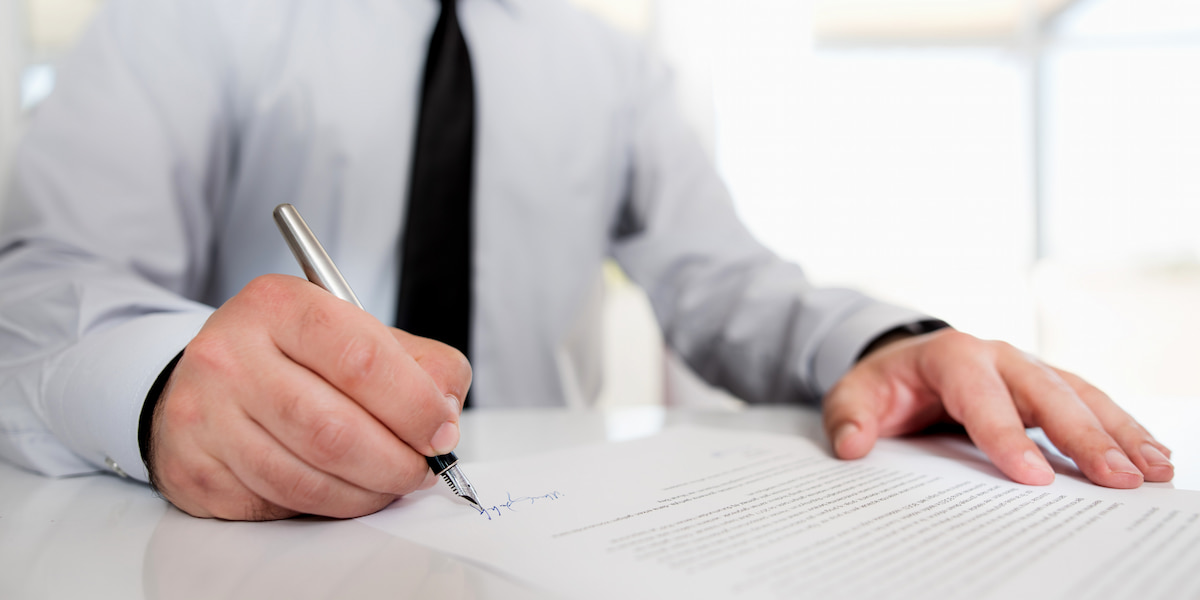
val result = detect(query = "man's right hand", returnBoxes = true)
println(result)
[146,274,472,520]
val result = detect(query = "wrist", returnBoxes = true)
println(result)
[857,320,950,361]
[139,349,185,492]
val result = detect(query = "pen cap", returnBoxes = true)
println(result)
[426,453,459,476]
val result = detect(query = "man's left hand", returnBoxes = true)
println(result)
[823,329,1174,488]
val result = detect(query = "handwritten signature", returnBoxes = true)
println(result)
[476,491,566,521]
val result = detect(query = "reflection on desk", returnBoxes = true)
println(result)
[1,403,1196,599]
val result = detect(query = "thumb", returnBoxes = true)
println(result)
[822,375,884,460]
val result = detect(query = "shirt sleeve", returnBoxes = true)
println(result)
[610,46,942,406]
[0,0,227,480]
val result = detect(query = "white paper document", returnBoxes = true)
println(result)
[358,426,1200,599]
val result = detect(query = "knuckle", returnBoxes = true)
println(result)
[337,337,381,390]
[299,301,336,332]
[284,469,334,512]
[991,339,1020,357]
[274,389,306,425]
[159,390,204,430]
[182,460,225,497]
[446,346,473,388]
[1063,424,1113,454]
[930,329,980,356]
[426,340,473,394]
[307,418,357,465]
[938,328,973,346]
[184,334,240,378]
[427,336,465,364]
[241,274,297,308]
[1115,416,1149,440]
[157,459,224,515]
[1076,380,1113,405]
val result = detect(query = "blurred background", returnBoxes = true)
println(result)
[1,0,1197,409]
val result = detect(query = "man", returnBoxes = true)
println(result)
[0,0,1173,521]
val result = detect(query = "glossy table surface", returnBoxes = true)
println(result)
[2,400,1197,599]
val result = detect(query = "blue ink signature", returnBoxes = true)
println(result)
[476,491,565,521]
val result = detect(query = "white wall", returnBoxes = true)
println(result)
[605,0,1041,406]
[658,2,1038,351]
[1035,0,1200,398]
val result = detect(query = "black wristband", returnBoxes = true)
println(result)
[857,319,950,362]
[138,349,185,485]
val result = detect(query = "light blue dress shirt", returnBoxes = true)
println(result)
[0,0,931,481]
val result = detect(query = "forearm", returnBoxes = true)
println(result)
[645,253,940,405]
[0,244,212,479]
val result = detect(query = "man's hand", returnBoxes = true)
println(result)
[823,329,1173,488]
[147,274,472,520]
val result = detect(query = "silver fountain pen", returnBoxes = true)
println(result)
[273,203,481,507]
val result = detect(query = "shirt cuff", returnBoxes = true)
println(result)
[811,302,948,398]
[40,311,211,482]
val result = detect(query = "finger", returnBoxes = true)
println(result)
[241,354,435,496]
[998,353,1142,488]
[928,346,1057,486]
[213,413,398,519]
[823,333,951,460]
[1052,368,1173,482]
[151,351,300,520]
[158,449,297,521]
[180,296,436,495]
[152,412,296,520]
[239,275,459,456]
[822,373,887,460]
[391,329,473,407]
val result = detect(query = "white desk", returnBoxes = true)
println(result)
[2,403,1197,599]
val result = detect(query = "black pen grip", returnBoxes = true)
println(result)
[426,453,459,475]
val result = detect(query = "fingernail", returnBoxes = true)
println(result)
[445,393,463,412]
[1024,450,1054,475]
[431,421,459,455]
[1105,448,1141,476]
[833,422,860,450]
[1141,443,1172,468]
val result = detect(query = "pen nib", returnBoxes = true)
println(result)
[442,467,481,507]
[427,452,481,507]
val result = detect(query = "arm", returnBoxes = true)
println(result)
[0,0,225,479]
[609,45,1171,488]
[610,48,933,407]
[0,0,471,519]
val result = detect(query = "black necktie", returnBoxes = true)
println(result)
[396,0,475,404]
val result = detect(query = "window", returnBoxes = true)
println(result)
[1038,0,1200,398]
